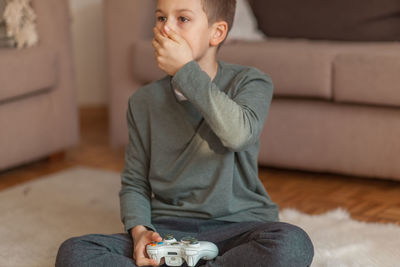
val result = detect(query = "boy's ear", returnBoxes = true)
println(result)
[210,21,228,47]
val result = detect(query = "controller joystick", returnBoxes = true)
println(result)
[164,234,175,241]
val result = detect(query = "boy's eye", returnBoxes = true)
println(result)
[156,16,189,23]
[179,16,189,23]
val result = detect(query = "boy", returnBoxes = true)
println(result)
[56,0,314,266]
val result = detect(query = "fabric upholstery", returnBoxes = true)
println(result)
[259,99,400,180]
[0,47,58,102]
[0,0,79,171]
[333,52,400,107]
[249,0,400,41]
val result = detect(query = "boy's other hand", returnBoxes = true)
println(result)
[131,225,163,266]
[152,26,194,76]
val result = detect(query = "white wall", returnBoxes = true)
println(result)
[68,0,107,106]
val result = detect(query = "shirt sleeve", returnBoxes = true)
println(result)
[119,95,156,233]
[171,60,274,152]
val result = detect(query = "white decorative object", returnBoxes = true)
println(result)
[3,0,38,48]
[226,0,266,42]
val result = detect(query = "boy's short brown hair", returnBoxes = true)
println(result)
[200,0,236,49]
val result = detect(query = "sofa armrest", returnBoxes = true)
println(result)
[0,47,58,103]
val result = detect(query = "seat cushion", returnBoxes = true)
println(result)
[259,98,400,180]
[333,51,400,107]
[218,38,336,100]
[0,46,58,102]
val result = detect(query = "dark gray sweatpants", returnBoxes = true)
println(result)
[56,217,314,267]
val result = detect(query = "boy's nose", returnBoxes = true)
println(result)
[164,22,175,32]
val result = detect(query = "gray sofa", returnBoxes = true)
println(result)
[104,0,400,181]
[0,0,79,171]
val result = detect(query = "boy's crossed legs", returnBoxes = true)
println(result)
[56,217,314,267]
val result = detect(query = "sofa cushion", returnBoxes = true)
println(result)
[218,38,336,100]
[249,0,400,41]
[334,51,400,107]
[259,98,400,180]
[0,46,58,102]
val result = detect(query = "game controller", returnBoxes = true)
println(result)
[146,234,219,266]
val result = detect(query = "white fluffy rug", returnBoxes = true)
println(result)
[0,167,399,267]
[280,209,400,267]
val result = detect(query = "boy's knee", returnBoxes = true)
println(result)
[56,235,99,267]
[255,222,314,267]
[274,223,314,266]
[55,236,82,267]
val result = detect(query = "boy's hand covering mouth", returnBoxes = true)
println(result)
[152,26,194,76]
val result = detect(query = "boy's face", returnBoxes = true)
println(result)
[155,0,215,61]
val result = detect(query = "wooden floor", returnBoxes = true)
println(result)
[1,106,400,224]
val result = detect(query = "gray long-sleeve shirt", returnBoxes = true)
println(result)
[120,59,279,232]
